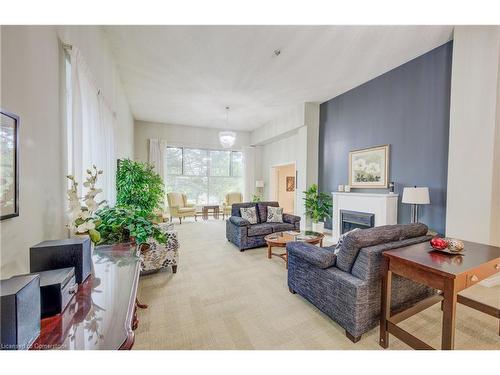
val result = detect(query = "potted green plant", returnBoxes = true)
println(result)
[303,184,333,233]
[116,159,165,216]
[95,205,168,246]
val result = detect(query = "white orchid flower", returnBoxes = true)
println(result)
[76,223,88,233]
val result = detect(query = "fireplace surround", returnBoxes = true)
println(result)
[331,192,398,242]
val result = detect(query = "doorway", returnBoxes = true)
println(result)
[270,163,296,214]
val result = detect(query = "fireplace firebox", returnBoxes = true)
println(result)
[340,210,375,234]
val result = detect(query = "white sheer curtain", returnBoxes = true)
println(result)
[70,47,116,205]
[242,146,256,201]
[148,138,167,182]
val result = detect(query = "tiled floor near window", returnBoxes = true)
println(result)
[134,220,500,350]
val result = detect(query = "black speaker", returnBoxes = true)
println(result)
[1,274,41,350]
[30,238,92,284]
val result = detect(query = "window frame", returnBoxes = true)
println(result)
[165,146,243,205]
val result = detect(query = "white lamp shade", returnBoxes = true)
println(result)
[255,180,264,188]
[402,187,430,204]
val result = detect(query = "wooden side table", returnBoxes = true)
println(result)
[379,240,500,350]
[197,205,220,220]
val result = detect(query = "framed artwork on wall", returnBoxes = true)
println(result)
[1,109,20,220]
[349,144,389,188]
[286,176,295,192]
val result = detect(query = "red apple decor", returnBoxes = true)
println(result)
[430,237,448,250]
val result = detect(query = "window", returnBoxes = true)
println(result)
[165,147,243,205]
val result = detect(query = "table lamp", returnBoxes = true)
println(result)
[402,186,430,223]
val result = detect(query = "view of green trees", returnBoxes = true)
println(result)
[165,147,243,205]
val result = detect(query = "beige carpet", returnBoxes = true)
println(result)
[134,219,500,350]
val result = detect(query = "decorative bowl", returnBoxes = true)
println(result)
[430,237,448,250]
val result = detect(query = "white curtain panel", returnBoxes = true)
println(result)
[70,47,116,205]
[242,146,256,201]
[98,96,117,205]
[148,138,167,182]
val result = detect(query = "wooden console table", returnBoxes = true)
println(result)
[31,243,141,350]
[379,240,500,350]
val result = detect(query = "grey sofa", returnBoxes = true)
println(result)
[226,201,301,251]
[286,223,435,342]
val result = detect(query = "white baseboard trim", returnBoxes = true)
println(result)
[479,273,500,287]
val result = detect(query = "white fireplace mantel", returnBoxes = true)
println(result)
[331,192,399,242]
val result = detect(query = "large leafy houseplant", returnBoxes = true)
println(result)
[95,205,168,245]
[116,159,164,214]
[303,184,333,232]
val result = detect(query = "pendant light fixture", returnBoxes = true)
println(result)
[218,106,236,149]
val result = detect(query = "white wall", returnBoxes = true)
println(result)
[260,127,308,228]
[134,120,251,162]
[446,26,500,246]
[251,102,319,229]
[0,26,134,278]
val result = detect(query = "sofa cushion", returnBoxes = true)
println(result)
[267,206,284,223]
[334,228,360,254]
[287,242,337,269]
[231,202,257,218]
[256,201,279,223]
[336,224,403,272]
[229,216,251,227]
[283,213,300,224]
[248,223,273,237]
[178,207,195,213]
[400,222,428,240]
[240,206,258,224]
[269,222,295,232]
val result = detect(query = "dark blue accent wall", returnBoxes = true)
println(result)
[319,41,453,234]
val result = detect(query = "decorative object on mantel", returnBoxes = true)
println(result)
[67,166,105,245]
[389,181,395,194]
[303,184,332,233]
[0,109,20,221]
[344,185,351,192]
[402,186,430,223]
[218,106,236,148]
[338,185,344,192]
[349,144,389,188]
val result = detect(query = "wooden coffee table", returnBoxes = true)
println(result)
[265,231,324,268]
[380,240,500,350]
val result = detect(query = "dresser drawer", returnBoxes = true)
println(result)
[465,259,500,288]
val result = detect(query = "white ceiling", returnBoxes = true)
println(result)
[104,26,453,132]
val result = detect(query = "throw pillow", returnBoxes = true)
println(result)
[267,206,284,223]
[240,206,258,224]
[334,227,361,254]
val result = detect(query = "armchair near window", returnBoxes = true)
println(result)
[167,192,197,224]
[223,192,243,219]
